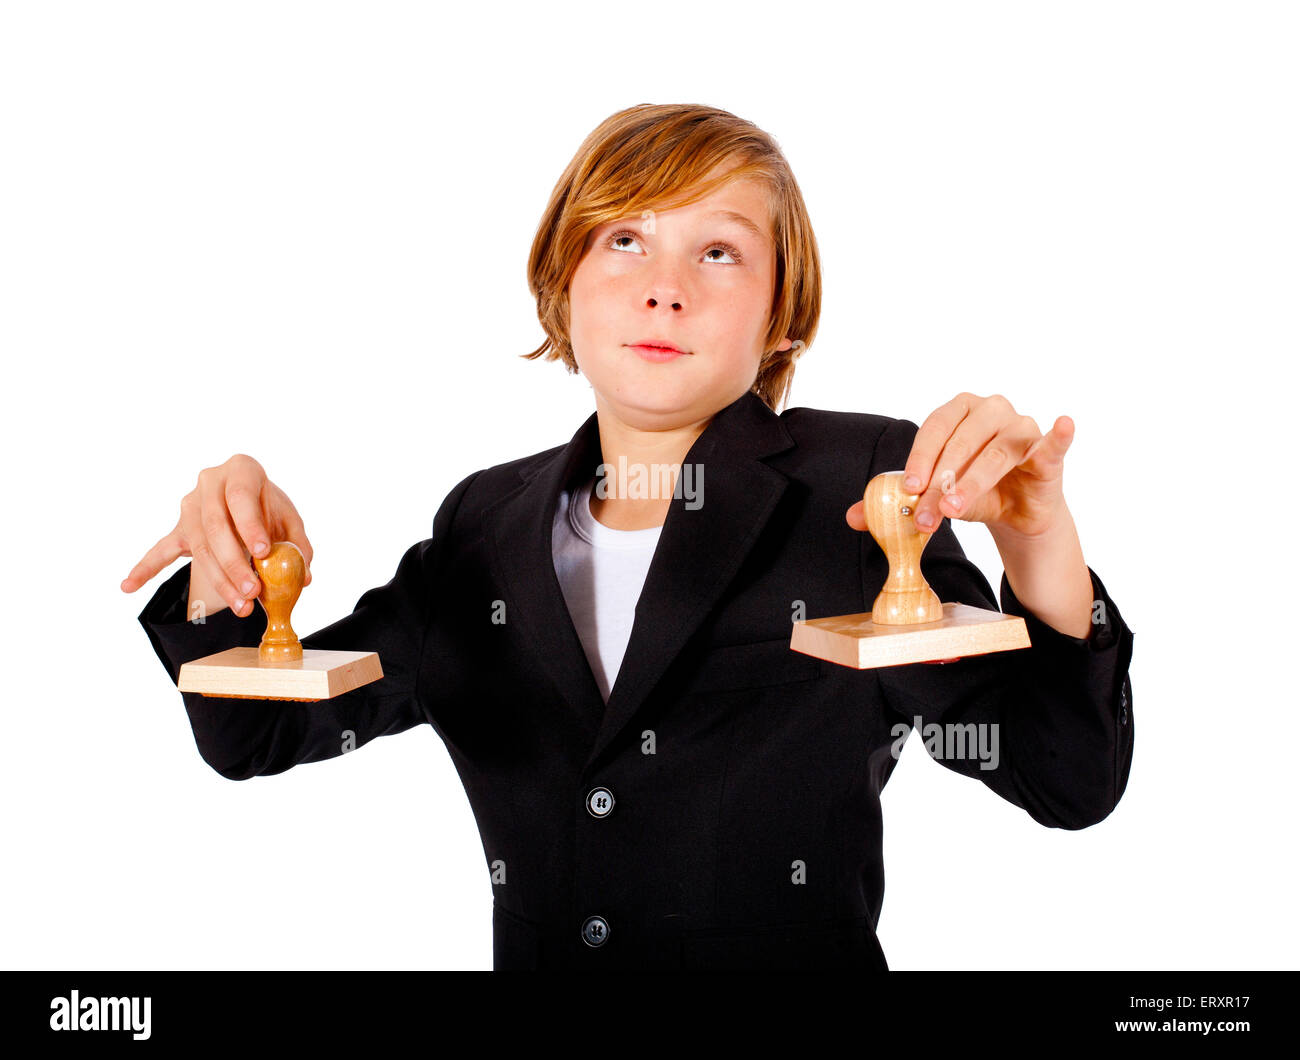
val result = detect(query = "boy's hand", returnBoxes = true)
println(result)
[843,392,1080,660]
[120,454,314,617]
[845,392,1075,542]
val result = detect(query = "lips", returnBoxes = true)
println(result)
[627,340,688,354]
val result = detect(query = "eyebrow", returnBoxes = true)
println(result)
[705,209,767,242]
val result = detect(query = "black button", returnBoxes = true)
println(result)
[581,915,609,947]
[586,786,615,818]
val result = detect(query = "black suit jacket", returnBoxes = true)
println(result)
[138,390,1135,970]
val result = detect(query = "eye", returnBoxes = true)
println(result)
[608,229,642,254]
[703,243,742,265]
[604,229,744,265]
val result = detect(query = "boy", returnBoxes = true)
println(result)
[124,103,1134,969]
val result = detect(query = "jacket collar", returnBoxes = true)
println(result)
[482,389,796,774]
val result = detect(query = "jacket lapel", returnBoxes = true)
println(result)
[482,408,610,749]
[482,391,797,772]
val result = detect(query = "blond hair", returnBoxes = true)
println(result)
[522,103,821,413]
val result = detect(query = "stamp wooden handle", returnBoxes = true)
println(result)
[865,471,943,625]
[253,541,305,662]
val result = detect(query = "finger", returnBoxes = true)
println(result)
[120,531,185,592]
[195,473,261,614]
[275,492,314,585]
[845,500,867,532]
[1022,415,1074,474]
[939,417,1040,521]
[179,494,243,614]
[902,393,979,498]
[914,395,1013,531]
[225,466,273,562]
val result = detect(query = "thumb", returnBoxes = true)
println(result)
[845,499,868,532]
[1024,415,1074,470]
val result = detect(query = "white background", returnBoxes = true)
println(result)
[2,0,1295,971]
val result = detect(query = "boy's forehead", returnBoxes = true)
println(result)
[613,181,774,236]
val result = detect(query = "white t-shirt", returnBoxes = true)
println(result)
[551,476,663,703]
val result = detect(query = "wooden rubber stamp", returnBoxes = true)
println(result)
[790,471,1031,669]
[177,541,383,701]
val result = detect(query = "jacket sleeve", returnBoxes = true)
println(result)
[868,418,1135,830]
[137,468,481,780]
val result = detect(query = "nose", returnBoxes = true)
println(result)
[644,261,686,311]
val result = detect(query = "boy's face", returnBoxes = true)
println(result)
[568,170,792,429]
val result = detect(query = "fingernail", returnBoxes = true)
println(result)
[233,598,245,612]
[904,475,920,491]
[917,512,935,530]
[253,542,268,556]
[945,492,963,512]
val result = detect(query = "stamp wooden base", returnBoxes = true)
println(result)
[178,646,383,702]
[791,602,1028,669]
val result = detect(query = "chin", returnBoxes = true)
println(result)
[607,387,703,423]
[626,386,735,423]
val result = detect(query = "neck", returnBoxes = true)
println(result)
[588,397,713,531]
